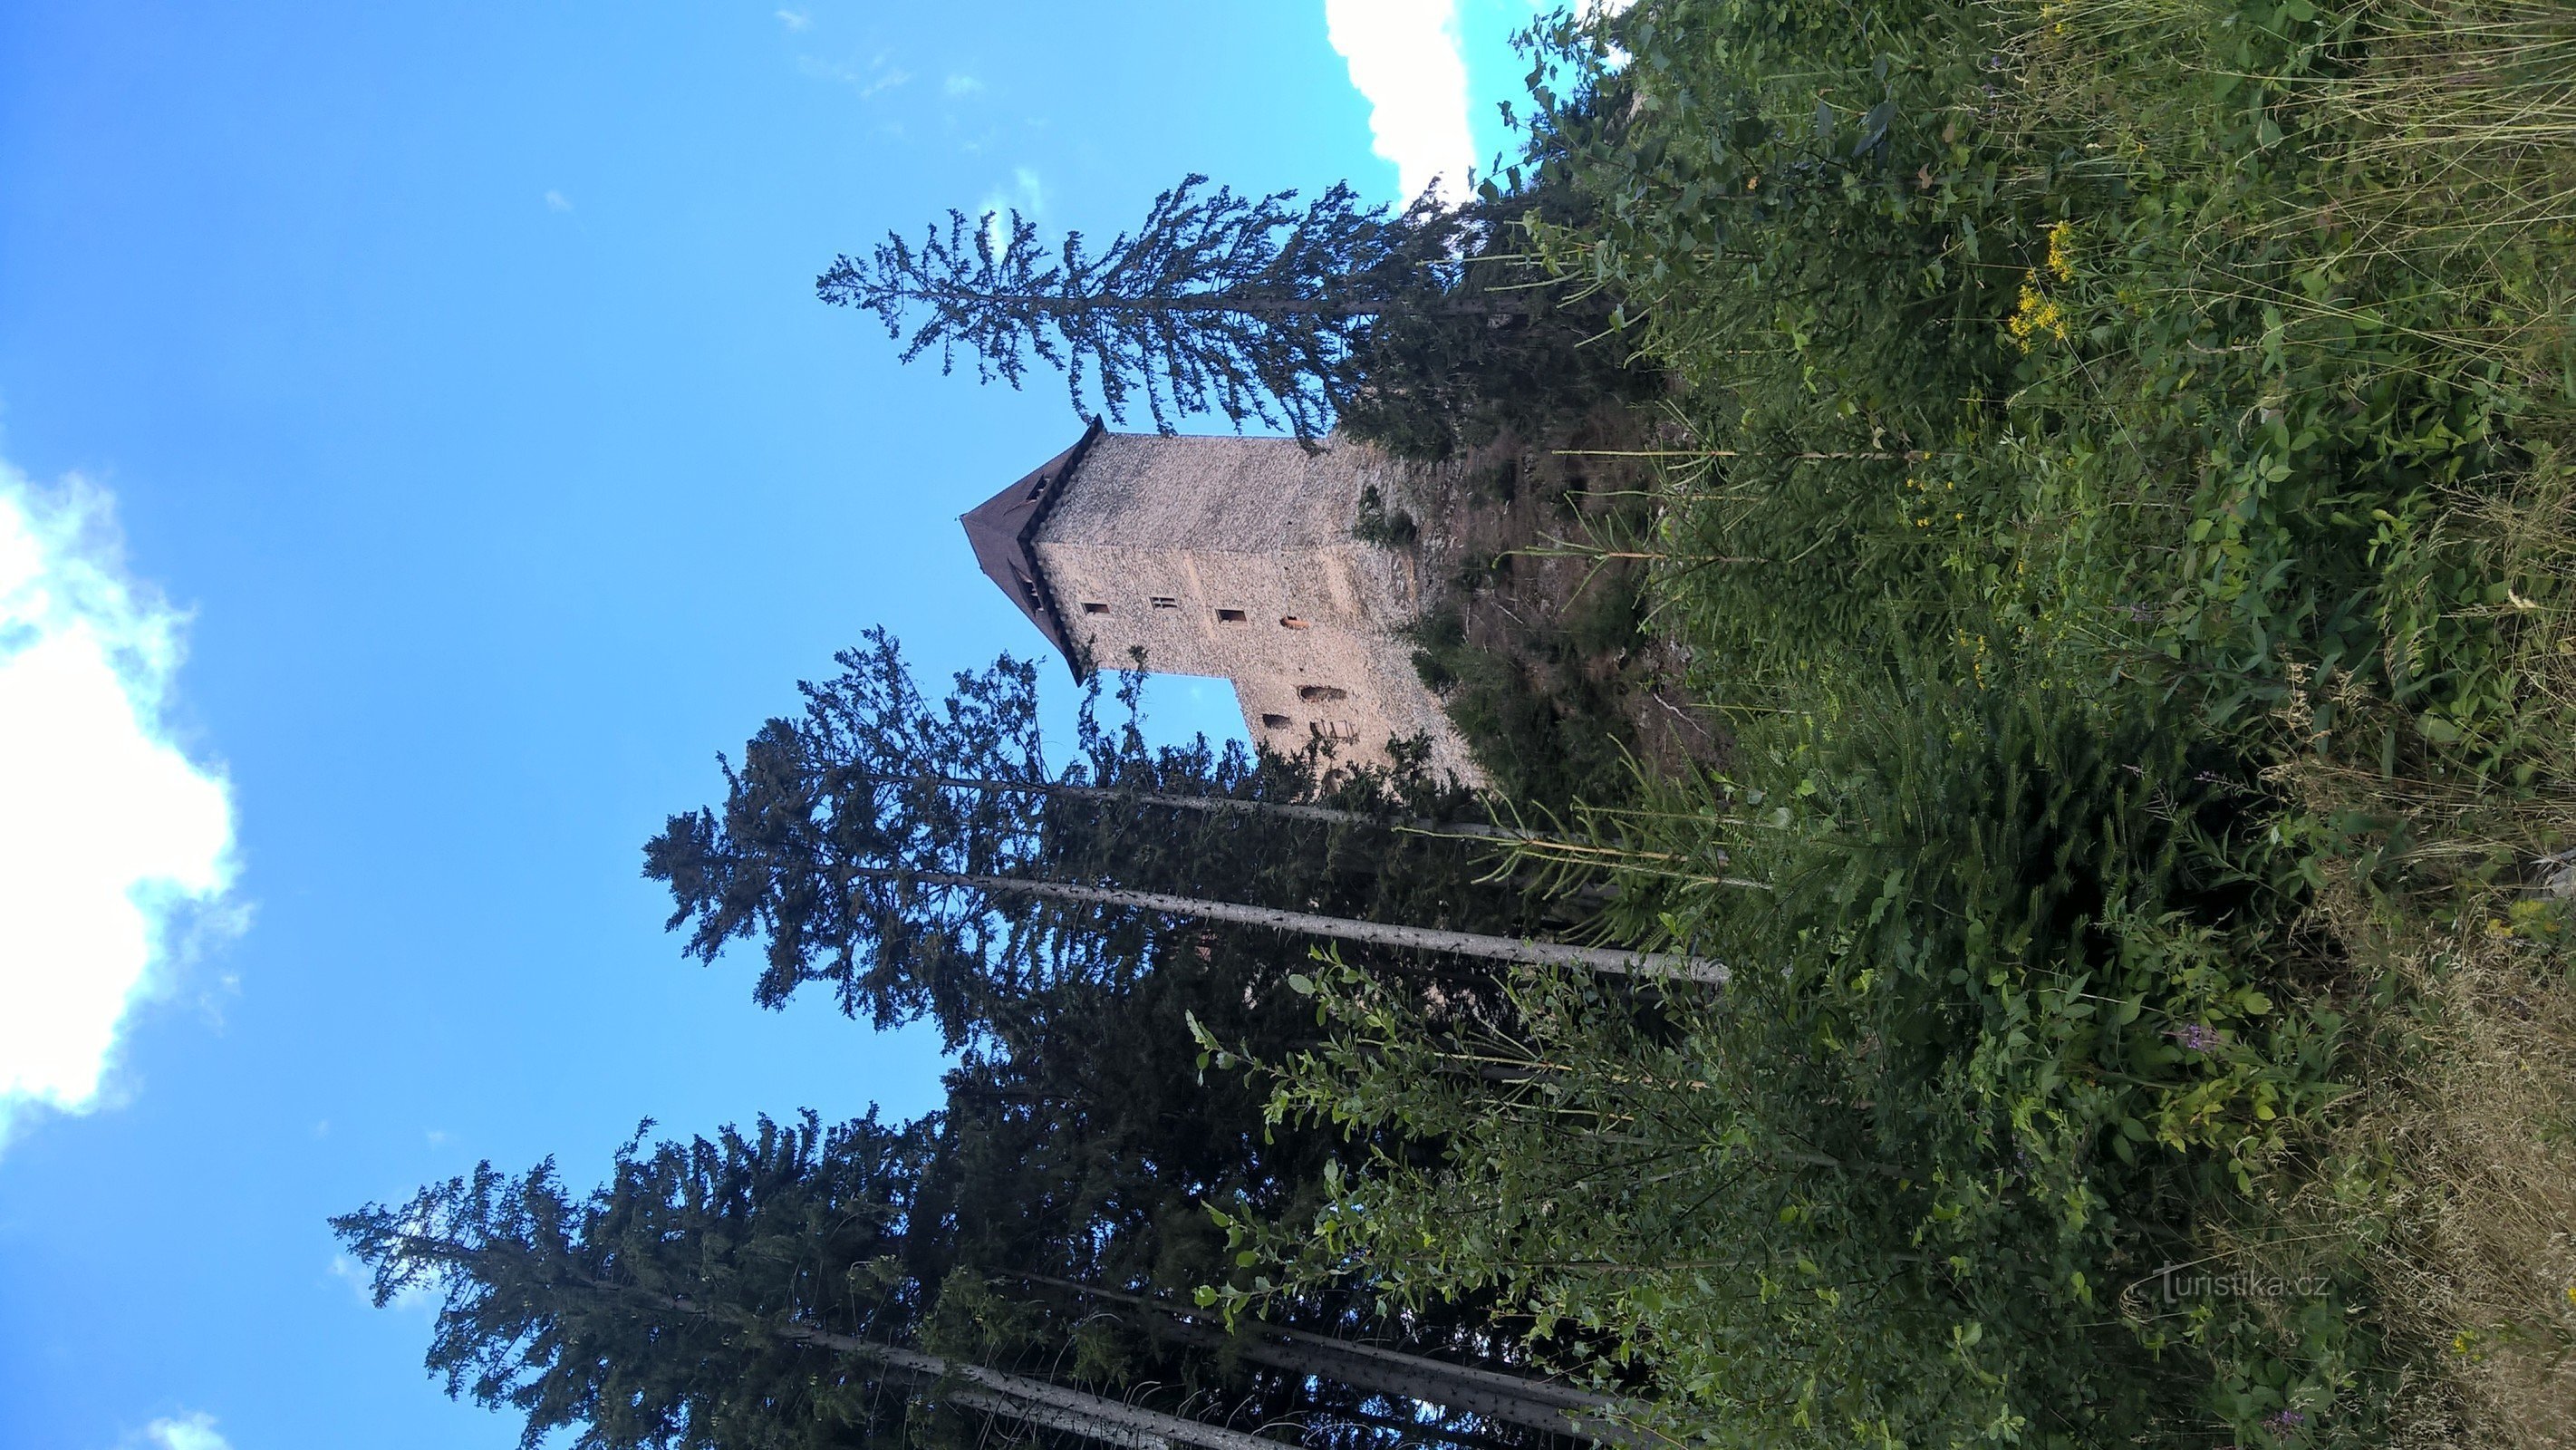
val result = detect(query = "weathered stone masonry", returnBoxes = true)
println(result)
[962,421,1481,784]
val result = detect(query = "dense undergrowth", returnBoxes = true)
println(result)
[1218,1,2576,1445]
[1400,426,1698,810]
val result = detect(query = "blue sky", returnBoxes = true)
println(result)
[0,5,1600,1447]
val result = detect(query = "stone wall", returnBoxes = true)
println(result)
[1029,433,1480,783]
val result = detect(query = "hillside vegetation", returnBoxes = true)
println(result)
[1228,2,2576,1445]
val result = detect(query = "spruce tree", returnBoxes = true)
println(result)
[332,1113,936,1450]
[816,175,1481,442]
[642,631,1721,1058]
[630,635,1681,1445]
[333,1112,1629,1450]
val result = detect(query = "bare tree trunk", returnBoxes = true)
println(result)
[652,1292,1292,1450]
[875,772,1540,841]
[871,868,1728,984]
[853,1341,1285,1450]
[932,1384,1198,1450]
[1023,1277,1647,1446]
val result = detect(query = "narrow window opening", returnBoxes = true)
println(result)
[1151,596,1180,609]
[1259,712,1292,730]
[1216,608,1248,624]
[1278,616,1309,630]
[1081,601,1111,614]
[1298,685,1348,703]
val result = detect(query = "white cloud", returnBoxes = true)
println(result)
[797,53,909,99]
[0,464,236,1149]
[943,73,984,98]
[330,1250,432,1310]
[542,189,573,213]
[142,1412,232,1450]
[978,167,1045,254]
[1323,0,1475,203]
[774,8,810,31]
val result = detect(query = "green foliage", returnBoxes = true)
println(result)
[337,1101,1591,1450]
[1212,0,2576,1443]
[1352,485,1419,547]
[1406,602,1643,810]
[643,628,1529,1049]
[635,631,1611,1447]
[331,1112,937,1450]
[1214,663,2367,1444]
[818,175,1469,441]
[1336,166,1664,462]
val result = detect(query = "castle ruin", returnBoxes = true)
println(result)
[962,421,1481,784]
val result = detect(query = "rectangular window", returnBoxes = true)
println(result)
[1150,596,1180,609]
[1216,608,1247,624]
[1259,712,1291,730]
[1082,602,1111,614]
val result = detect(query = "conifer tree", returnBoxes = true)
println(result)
[331,1113,1301,1450]
[333,1112,1632,1450]
[333,1113,932,1450]
[642,632,1722,1058]
[816,175,1484,442]
[624,635,1693,1445]
[622,635,1712,1441]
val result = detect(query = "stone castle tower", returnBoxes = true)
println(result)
[962,420,1480,783]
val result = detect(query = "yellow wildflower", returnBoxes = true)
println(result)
[2005,274,2069,351]
[2046,219,2077,282]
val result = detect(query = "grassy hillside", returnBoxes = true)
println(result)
[1240,3,2576,1445]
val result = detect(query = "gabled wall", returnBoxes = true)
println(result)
[1020,433,1480,785]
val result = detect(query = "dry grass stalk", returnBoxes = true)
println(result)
[2229,443,2576,1445]
[2315,884,2576,1448]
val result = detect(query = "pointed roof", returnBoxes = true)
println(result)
[960,419,1104,677]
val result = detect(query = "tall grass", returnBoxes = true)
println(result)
[1592,0,2576,1436]
[1220,1,2576,1442]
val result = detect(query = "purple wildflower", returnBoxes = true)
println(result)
[2166,1023,2221,1053]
